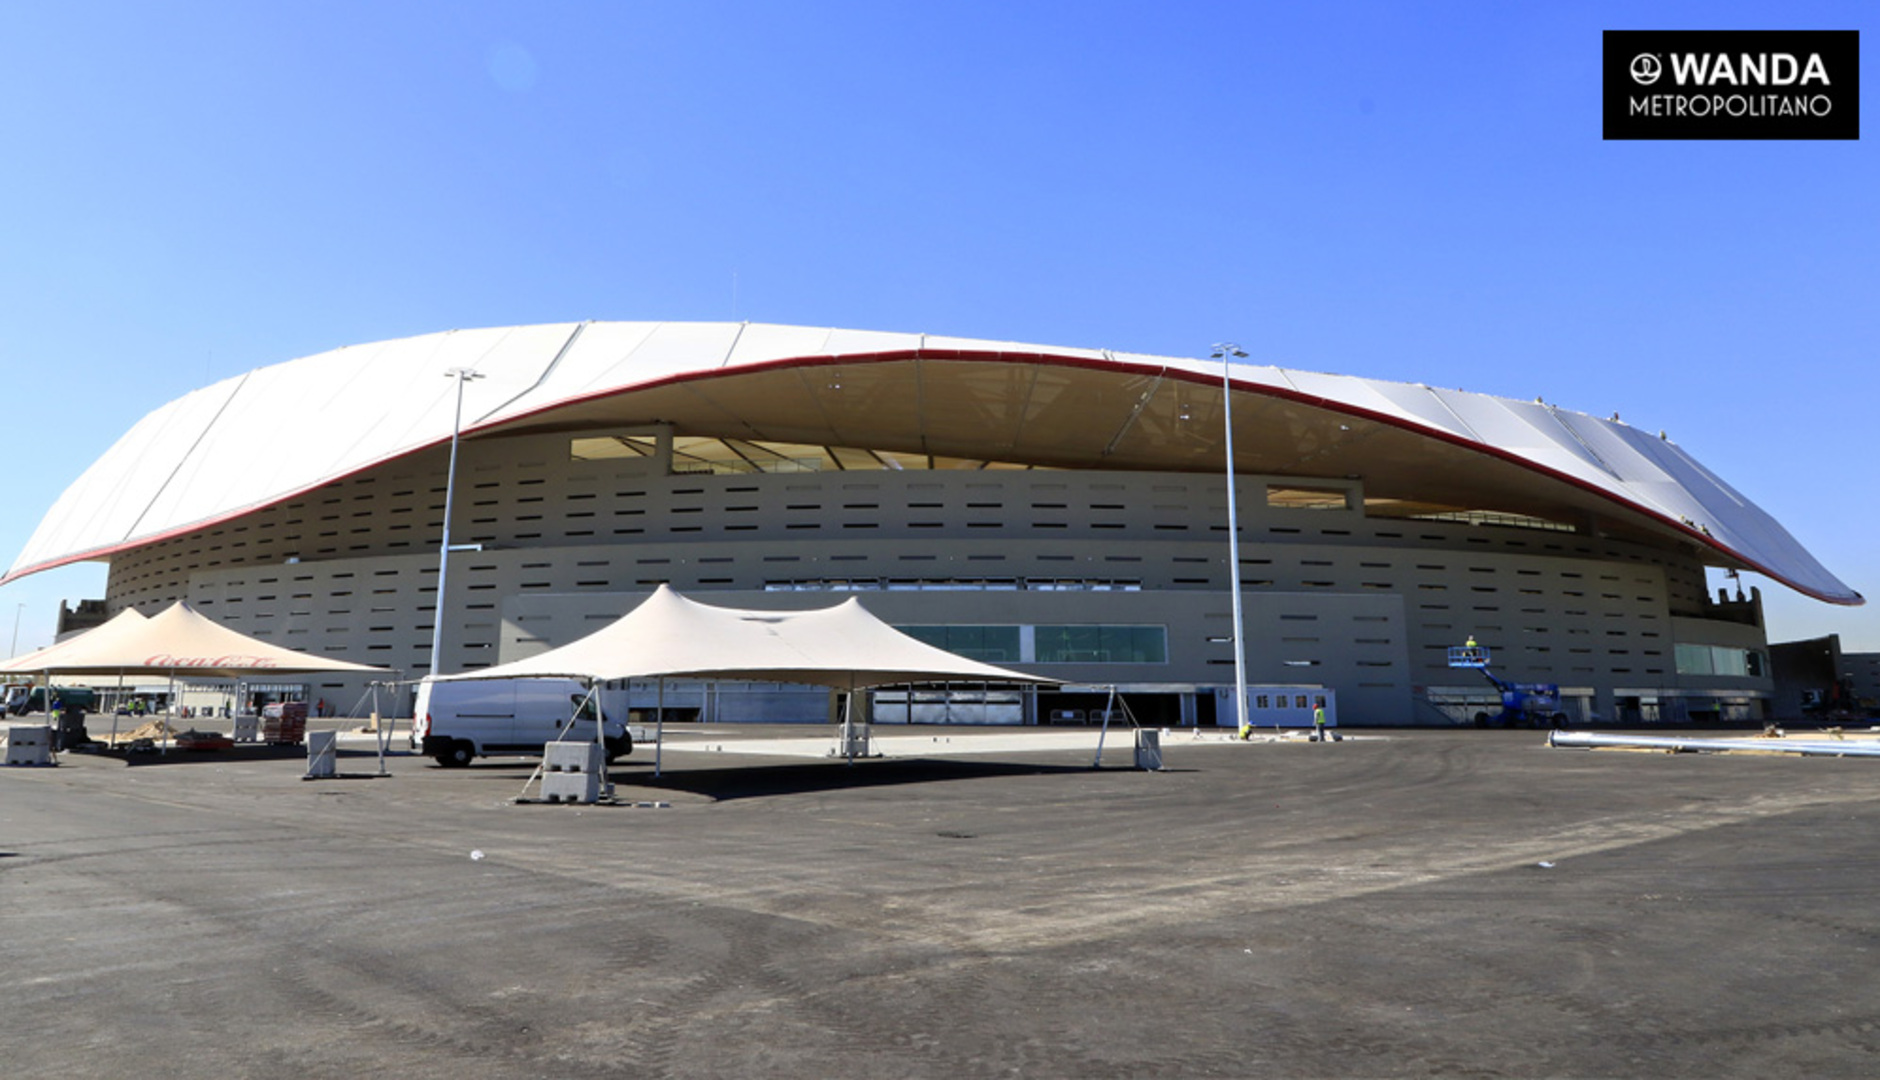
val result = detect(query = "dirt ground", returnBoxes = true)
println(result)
[3,726,1878,1079]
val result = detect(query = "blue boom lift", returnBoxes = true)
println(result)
[1447,643,1569,729]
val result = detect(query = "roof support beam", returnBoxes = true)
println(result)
[1100,368,1164,458]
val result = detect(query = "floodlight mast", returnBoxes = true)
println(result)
[427,367,485,680]
[1211,343,1251,736]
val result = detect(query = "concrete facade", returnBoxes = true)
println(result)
[1845,652,1880,715]
[99,426,1775,724]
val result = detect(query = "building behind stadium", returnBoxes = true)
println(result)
[6,322,1862,725]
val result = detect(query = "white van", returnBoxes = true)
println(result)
[412,677,634,767]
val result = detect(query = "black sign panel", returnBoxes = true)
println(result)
[1604,30,1859,140]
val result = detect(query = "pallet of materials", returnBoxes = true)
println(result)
[260,702,308,746]
[174,729,235,751]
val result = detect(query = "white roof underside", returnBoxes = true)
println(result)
[6,321,1859,605]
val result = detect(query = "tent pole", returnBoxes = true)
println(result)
[844,674,855,766]
[381,669,402,751]
[164,670,176,754]
[1093,684,1118,768]
[110,668,124,748]
[591,676,611,799]
[42,669,56,761]
[654,677,665,779]
[373,681,387,776]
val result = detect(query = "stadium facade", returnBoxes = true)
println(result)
[7,322,1861,725]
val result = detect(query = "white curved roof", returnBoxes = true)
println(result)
[6,321,1860,605]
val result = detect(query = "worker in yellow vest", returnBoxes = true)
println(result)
[1312,702,1340,742]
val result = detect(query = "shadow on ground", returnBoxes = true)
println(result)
[613,756,1106,801]
[74,743,390,767]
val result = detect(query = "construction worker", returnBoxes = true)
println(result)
[1312,701,1334,742]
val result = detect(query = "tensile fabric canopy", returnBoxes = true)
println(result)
[0,600,385,677]
[439,585,1054,689]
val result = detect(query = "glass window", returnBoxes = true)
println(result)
[893,625,1020,662]
[1675,644,1764,678]
[1034,625,1167,664]
[901,625,949,650]
[903,625,1163,664]
[1675,643,1715,675]
[959,626,1020,662]
[947,625,986,655]
[1060,626,1104,663]
[1135,625,1169,663]
[1712,647,1749,678]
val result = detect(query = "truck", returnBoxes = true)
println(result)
[411,677,634,767]
[6,685,99,716]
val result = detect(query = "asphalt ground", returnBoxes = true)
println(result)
[4,726,1880,1079]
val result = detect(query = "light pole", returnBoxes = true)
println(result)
[1211,343,1250,737]
[427,367,485,680]
[10,602,21,658]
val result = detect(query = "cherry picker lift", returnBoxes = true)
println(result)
[1448,641,1569,729]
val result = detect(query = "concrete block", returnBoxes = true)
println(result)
[541,770,601,804]
[543,741,603,774]
[4,725,53,766]
[833,723,872,759]
[305,730,338,778]
[1134,728,1163,771]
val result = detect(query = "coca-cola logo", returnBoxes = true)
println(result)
[143,654,280,668]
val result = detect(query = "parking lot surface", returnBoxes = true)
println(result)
[4,726,1880,1079]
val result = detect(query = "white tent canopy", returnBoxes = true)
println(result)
[1,607,148,673]
[0,600,385,678]
[439,585,1054,689]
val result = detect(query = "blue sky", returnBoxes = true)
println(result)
[0,1,1873,655]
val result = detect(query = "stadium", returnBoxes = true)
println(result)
[5,322,1860,726]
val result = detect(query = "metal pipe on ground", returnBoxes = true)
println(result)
[1549,730,1880,758]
